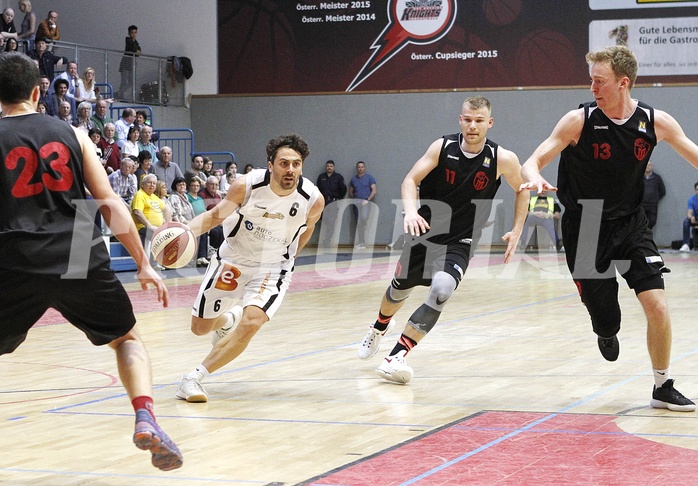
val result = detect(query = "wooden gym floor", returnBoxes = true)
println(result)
[2,248,698,485]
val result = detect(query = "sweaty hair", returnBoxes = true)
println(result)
[586,45,638,90]
[462,96,491,114]
[0,53,40,104]
[266,133,310,163]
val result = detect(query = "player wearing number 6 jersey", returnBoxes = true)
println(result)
[357,96,529,384]
[176,134,324,403]
[521,45,698,411]
[0,53,182,470]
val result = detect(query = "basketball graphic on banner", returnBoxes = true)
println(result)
[483,0,522,26]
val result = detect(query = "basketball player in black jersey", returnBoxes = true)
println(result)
[522,46,698,412]
[357,96,529,383]
[0,53,183,469]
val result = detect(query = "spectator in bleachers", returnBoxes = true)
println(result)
[72,101,94,134]
[30,39,65,80]
[244,163,254,174]
[88,126,104,162]
[184,155,206,184]
[199,175,222,210]
[122,125,140,158]
[213,168,225,194]
[91,99,113,134]
[50,60,79,97]
[135,110,149,129]
[135,150,155,187]
[115,108,135,149]
[186,177,210,267]
[57,100,72,123]
[1,8,19,42]
[108,157,137,206]
[131,173,171,247]
[3,37,18,52]
[75,67,99,103]
[138,125,158,161]
[116,25,141,101]
[47,78,75,119]
[98,122,121,174]
[168,177,194,225]
[36,100,47,114]
[153,146,183,193]
[202,156,213,179]
[35,10,59,46]
[17,0,36,50]
[37,74,53,114]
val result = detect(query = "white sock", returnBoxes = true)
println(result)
[185,364,210,382]
[653,368,670,388]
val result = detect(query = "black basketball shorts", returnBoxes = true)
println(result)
[0,266,136,355]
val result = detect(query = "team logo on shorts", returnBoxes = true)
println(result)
[473,171,489,190]
[215,264,242,291]
[634,138,650,161]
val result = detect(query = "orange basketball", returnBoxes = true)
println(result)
[150,222,197,269]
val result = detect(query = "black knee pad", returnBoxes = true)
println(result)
[577,279,621,338]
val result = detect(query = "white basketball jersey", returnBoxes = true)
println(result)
[218,169,320,269]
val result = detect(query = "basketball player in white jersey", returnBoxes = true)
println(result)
[176,134,324,402]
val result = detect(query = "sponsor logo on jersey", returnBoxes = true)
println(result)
[482,156,491,168]
[447,154,459,160]
[638,121,647,133]
[254,204,268,210]
[214,263,242,291]
[263,212,285,220]
[245,220,254,231]
[473,171,489,190]
[593,125,609,130]
[634,138,651,161]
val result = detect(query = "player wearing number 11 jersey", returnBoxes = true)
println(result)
[356,96,529,384]
[176,133,324,403]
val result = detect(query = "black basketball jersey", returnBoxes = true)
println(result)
[418,133,501,245]
[558,101,657,219]
[0,113,110,275]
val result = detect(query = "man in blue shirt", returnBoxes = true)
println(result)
[349,160,377,249]
[680,181,698,251]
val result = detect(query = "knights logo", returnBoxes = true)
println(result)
[263,212,285,220]
[473,171,489,191]
[634,138,650,161]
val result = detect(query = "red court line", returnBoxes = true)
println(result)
[305,411,698,485]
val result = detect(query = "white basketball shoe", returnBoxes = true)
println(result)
[357,319,396,359]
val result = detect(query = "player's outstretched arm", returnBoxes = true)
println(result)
[655,109,698,169]
[497,148,529,263]
[401,138,441,236]
[520,108,583,193]
[187,175,245,237]
[79,129,169,307]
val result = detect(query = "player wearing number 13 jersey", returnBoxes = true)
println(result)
[522,45,698,411]
[356,96,529,384]
[176,134,324,402]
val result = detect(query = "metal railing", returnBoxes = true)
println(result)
[46,41,185,107]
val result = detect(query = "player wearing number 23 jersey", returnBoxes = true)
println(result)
[0,112,111,275]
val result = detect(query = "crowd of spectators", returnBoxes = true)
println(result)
[2,7,226,267]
